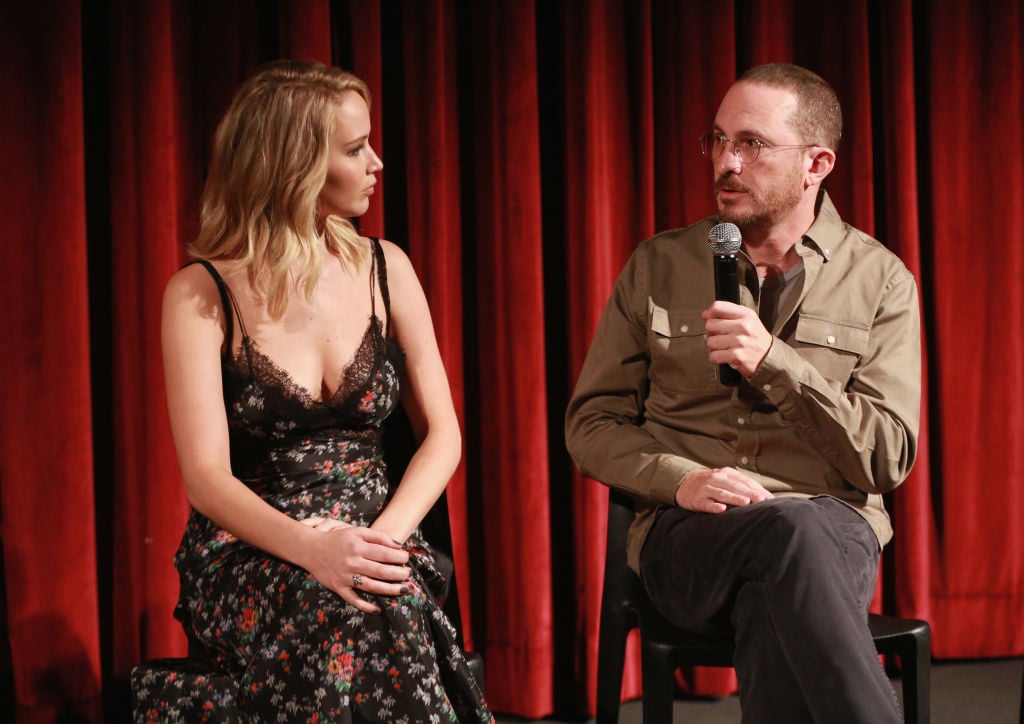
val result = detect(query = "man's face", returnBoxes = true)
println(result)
[711,83,808,232]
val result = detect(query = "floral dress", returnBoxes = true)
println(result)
[132,239,492,723]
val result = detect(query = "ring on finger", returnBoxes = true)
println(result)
[352,573,363,588]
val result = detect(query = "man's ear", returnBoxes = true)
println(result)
[805,146,836,187]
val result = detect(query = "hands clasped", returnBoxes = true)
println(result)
[702,301,773,378]
[301,517,412,614]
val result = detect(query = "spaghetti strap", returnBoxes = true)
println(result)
[190,260,248,358]
[369,238,392,338]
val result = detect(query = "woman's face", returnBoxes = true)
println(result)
[318,92,382,221]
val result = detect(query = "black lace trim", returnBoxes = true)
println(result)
[232,316,386,408]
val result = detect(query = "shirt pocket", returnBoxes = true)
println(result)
[793,313,870,383]
[647,304,718,393]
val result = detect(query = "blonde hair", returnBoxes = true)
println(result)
[191,59,372,319]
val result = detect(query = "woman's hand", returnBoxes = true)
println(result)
[299,516,352,533]
[304,523,411,614]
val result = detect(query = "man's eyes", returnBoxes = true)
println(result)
[713,135,767,149]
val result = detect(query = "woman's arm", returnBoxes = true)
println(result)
[370,240,462,544]
[162,264,409,613]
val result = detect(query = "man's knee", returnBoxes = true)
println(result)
[753,497,832,540]
[746,498,849,575]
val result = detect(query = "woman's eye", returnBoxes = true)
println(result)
[346,144,364,157]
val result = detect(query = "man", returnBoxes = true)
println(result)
[565,63,920,722]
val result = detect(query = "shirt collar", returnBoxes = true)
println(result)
[800,190,845,262]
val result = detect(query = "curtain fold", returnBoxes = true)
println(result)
[398,0,475,648]
[923,0,1024,658]
[2,1,1023,720]
[0,2,102,719]
[873,0,938,625]
[108,0,192,682]
[348,0,386,238]
[464,3,555,714]
[277,0,332,63]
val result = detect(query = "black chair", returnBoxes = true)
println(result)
[596,488,931,723]
[1018,654,1023,724]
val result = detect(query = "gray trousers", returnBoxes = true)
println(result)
[640,496,902,724]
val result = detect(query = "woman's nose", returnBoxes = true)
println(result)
[367,144,383,173]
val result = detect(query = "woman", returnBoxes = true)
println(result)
[132,60,492,722]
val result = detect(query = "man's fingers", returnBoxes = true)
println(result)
[698,497,729,514]
[703,301,747,319]
[721,469,774,501]
[677,467,773,512]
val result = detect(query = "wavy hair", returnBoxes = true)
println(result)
[190,59,371,319]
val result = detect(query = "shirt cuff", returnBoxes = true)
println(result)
[747,337,801,405]
[647,454,704,506]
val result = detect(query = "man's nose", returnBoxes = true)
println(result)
[716,144,743,174]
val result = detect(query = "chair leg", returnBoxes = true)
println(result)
[1018,655,1023,724]
[595,614,629,724]
[895,628,931,724]
[641,639,676,724]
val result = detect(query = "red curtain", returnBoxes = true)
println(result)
[1,1,1022,720]
[0,2,102,720]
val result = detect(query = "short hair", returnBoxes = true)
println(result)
[738,63,842,151]
[192,59,371,319]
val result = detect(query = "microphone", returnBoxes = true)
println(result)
[707,222,742,386]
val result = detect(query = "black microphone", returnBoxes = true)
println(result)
[707,222,742,386]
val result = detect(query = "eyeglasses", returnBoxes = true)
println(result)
[698,132,817,165]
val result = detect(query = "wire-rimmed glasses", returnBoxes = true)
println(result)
[698,132,817,165]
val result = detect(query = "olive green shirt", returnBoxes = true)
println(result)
[565,192,921,573]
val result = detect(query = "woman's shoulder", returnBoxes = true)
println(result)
[163,259,242,321]
[166,261,214,298]
[372,237,407,261]
[167,258,246,291]
[370,237,415,279]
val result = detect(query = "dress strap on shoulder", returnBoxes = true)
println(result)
[369,238,392,338]
[189,260,248,357]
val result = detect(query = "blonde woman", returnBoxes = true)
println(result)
[132,60,492,722]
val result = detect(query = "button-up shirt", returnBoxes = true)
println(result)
[565,192,921,573]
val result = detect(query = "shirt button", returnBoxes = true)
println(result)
[737,417,746,425]
[762,383,772,392]
[827,335,836,345]
[680,324,689,333]
[740,456,749,465]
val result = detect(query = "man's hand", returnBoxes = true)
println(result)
[675,467,774,513]
[702,301,773,378]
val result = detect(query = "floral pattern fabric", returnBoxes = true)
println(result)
[132,240,492,723]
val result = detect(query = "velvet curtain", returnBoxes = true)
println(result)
[1,1,1022,721]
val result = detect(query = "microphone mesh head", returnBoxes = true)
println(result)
[707,222,742,254]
